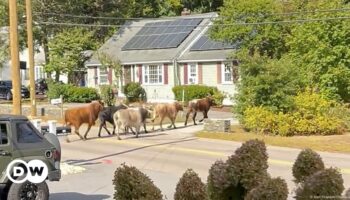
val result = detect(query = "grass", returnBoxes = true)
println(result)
[196,125,350,153]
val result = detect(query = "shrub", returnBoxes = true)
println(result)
[174,169,207,200]
[207,160,231,200]
[234,139,269,191]
[47,82,99,103]
[100,85,115,106]
[292,149,325,183]
[245,177,288,200]
[212,90,226,106]
[295,168,344,200]
[172,85,217,102]
[113,164,163,200]
[242,92,346,136]
[123,82,146,103]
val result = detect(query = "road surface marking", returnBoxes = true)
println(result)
[96,138,350,175]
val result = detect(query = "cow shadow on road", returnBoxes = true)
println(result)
[64,137,197,166]
[50,192,110,200]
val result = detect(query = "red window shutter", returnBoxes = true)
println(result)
[94,67,98,85]
[164,64,168,84]
[108,67,113,84]
[138,65,142,83]
[198,63,203,84]
[184,63,188,85]
[217,62,222,84]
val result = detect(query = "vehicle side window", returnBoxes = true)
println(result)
[16,122,42,143]
[0,123,8,145]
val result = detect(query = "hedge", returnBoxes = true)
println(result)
[47,82,99,103]
[172,85,225,105]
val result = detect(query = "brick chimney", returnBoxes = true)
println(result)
[181,8,191,16]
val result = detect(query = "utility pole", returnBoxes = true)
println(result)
[26,0,37,116]
[9,0,21,115]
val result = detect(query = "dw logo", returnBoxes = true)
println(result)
[6,159,48,184]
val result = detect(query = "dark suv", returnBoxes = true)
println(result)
[0,80,30,100]
[0,115,61,200]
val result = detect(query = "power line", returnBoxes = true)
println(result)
[33,8,350,21]
[36,16,350,28]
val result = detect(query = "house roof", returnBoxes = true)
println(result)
[85,13,236,66]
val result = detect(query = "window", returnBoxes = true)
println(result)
[222,62,233,84]
[0,124,8,145]
[16,122,42,143]
[188,63,198,84]
[144,64,163,84]
[99,68,109,85]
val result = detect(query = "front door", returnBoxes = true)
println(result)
[124,65,132,84]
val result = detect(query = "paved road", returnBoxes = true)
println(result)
[48,111,350,200]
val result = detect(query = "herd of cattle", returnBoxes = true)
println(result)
[63,96,215,141]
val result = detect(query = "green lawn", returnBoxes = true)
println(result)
[196,125,350,153]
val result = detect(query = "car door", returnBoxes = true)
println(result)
[0,122,13,179]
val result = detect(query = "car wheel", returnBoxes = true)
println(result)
[7,181,49,200]
[6,92,12,100]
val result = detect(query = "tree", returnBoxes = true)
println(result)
[97,51,122,88]
[46,28,97,83]
[233,52,303,118]
[287,0,350,102]
[210,0,288,59]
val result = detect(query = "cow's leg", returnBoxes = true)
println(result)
[159,116,165,131]
[103,124,112,136]
[115,122,121,140]
[193,112,197,125]
[112,124,116,135]
[83,125,92,140]
[135,126,141,138]
[143,122,148,133]
[74,125,84,140]
[151,113,158,131]
[184,111,191,126]
[199,110,208,122]
[167,116,176,129]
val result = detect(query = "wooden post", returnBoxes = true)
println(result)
[9,0,21,114]
[26,0,37,116]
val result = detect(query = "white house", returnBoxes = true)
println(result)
[85,13,237,105]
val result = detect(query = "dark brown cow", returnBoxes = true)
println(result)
[184,96,215,126]
[64,100,104,141]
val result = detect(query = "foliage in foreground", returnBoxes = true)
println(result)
[295,168,344,200]
[174,169,208,200]
[207,139,282,200]
[292,149,325,183]
[245,177,289,200]
[113,164,163,200]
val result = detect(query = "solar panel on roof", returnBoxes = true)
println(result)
[190,35,236,51]
[122,18,203,50]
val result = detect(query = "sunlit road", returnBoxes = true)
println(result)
[48,112,350,200]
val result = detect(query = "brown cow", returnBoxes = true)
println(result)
[151,102,183,131]
[184,96,215,126]
[64,100,104,141]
